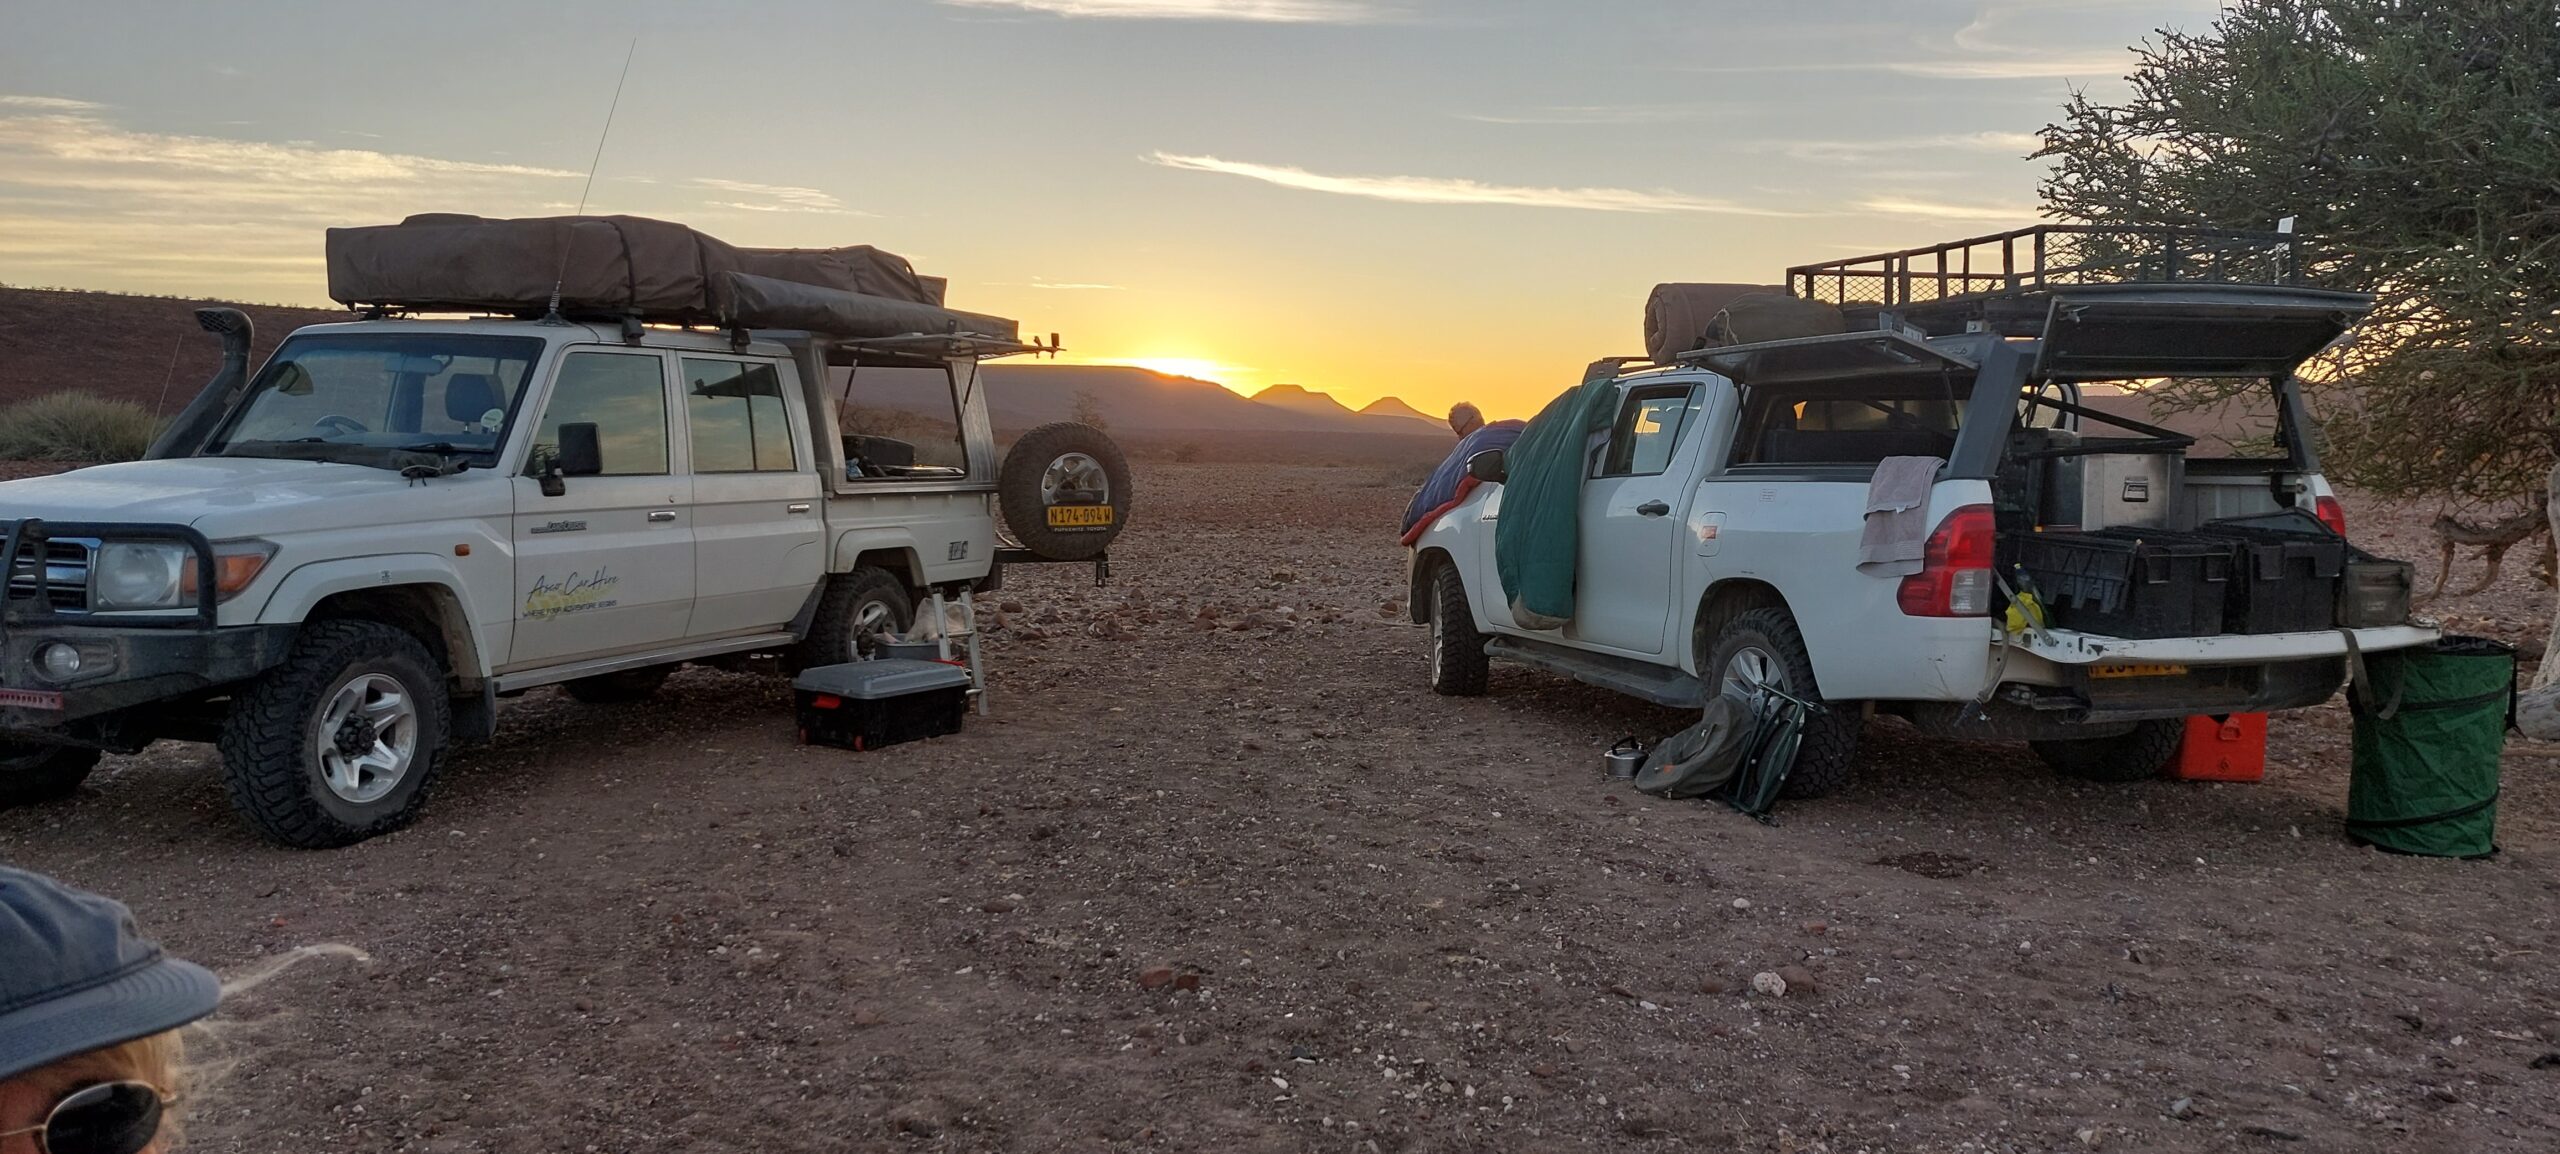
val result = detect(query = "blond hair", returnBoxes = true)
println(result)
[71,1029,190,1148]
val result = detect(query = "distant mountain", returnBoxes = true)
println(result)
[1250,383,1355,419]
[0,288,1454,443]
[1360,395,1438,423]
[841,364,1450,437]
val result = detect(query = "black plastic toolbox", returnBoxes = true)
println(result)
[2193,511,2358,633]
[2013,528,2232,639]
[792,659,971,751]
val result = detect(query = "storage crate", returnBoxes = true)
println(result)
[2341,556,2414,628]
[792,659,971,751]
[2013,529,2231,639]
[2191,522,2344,634]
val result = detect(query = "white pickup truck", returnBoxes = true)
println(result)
[1410,227,2435,797]
[0,309,1124,846]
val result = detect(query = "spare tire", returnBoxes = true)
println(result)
[999,422,1130,561]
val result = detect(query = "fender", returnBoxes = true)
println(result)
[829,528,924,584]
[248,555,495,680]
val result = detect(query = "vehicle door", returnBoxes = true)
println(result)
[505,348,694,669]
[679,354,824,639]
[1566,381,1707,655]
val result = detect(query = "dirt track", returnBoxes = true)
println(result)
[3,462,2557,1153]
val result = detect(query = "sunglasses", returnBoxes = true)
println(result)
[0,1081,169,1154]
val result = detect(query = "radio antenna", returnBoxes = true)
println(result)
[545,38,639,323]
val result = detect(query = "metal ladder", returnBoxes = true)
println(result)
[924,587,989,715]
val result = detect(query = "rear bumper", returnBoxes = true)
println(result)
[2012,624,2439,667]
[0,621,296,750]
[1995,623,2440,724]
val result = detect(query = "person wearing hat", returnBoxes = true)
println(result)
[1,867,219,1154]
[1399,402,1526,539]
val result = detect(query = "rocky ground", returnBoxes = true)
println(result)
[2,461,2556,1154]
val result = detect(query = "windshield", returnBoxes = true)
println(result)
[208,333,544,467]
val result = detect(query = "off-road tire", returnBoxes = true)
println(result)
[219,619,451,849]
[1707,606,1859,799]
[0,743,102,807]
[999,422,1130,562]
[2032,718,2184,782]
[792,566,916,669]
[1428,563,1490,696]
[561,667,672,704]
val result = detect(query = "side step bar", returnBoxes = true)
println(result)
[494,632,799,694]
[1484,636,1710,709]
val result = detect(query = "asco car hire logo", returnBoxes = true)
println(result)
[523,567,621,621]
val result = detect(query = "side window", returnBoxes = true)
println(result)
[1597,386,1696,477]
[526,352,669,476]
[837,366,970,479]
[682,357,798,473]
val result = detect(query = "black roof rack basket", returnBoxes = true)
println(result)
[1787,225,2372,380]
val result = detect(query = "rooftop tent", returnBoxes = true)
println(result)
[323,214,1016,343]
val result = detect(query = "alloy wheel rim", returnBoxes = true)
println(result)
[1724,645,1786,696]
[314,672,417,804]
[853,598,897,656]
[1041,452,1109,505]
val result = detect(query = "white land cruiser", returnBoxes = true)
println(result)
[0,309,1124,845]
[1411,226,2436,796]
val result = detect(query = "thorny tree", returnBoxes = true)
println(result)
[2035,0,2560,712]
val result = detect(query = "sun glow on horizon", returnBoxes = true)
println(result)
[1087,355,1258,393]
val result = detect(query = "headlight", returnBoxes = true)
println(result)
[91,542,188,611]
[90,539,276,611]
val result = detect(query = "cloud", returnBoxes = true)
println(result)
[1145,152,1794,216]
[0,95,104,111]
[1856,195,2040,224]
[1888,56,2138,80]
[1777,131,2042,163]
[691,178,865,216]
[0,103,581,300]
[1457,105,1727,126]
[940,0,1382,21]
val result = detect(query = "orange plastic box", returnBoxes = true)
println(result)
[2173,713,2267,781]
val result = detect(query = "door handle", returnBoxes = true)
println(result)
[786,502,812,514]
[648,510,677,523]
[1636,500,1672,517]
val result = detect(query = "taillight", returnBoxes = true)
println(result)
[2313,495,2347,537]
[1897,504,1998,617]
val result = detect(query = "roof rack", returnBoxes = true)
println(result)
[1787,224,2304,336]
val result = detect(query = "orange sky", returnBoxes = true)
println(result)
[0,1,2223,421]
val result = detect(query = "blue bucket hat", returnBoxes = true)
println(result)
[0,867,220,1082]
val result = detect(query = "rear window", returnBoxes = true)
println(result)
[1731,381,1970,467]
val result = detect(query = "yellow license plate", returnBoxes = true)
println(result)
[2090,662,2190,680]
[1046,504,1114,529]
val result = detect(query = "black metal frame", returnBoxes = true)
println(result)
[1,520,219,630]
[1787,224,2304,314]
[992,546,1111,587]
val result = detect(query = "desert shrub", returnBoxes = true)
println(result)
[0,393,164,463]
[1070,388,1110,431]
[1171,441,1203,463]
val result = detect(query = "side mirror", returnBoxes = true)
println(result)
[556,423,604,477]
[1465,448,1508,484]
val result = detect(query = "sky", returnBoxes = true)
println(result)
[0,0,2227,419]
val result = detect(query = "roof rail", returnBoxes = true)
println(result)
[1786,224,2304,335]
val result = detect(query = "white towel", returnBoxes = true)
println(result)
[1857,455,1945,577]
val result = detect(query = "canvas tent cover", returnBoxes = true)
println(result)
[325,214,1017,343]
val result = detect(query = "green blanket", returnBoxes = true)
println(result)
[1494,372,1620,628]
